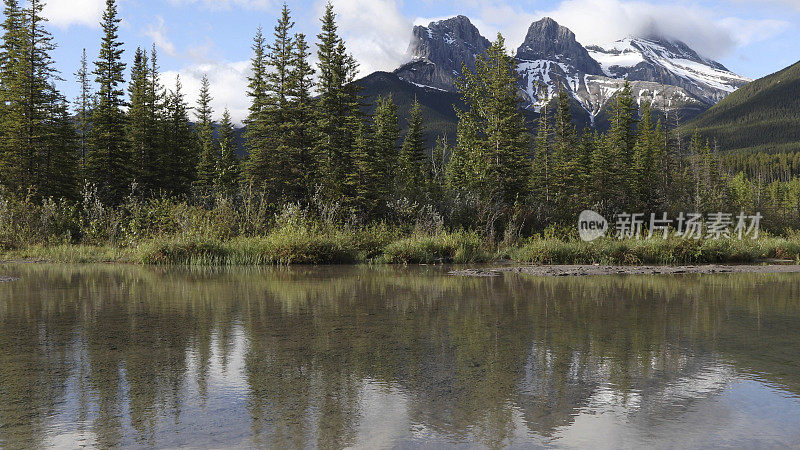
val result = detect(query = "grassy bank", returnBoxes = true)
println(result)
[4,234,800,266]
[507,236,800,265]
[0,229,491,265]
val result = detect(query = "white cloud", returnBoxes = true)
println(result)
[162,61,251,125]
[423,0,792,60]
[316,0,413,76]
[43,0,105,28]
[143,17,177,57]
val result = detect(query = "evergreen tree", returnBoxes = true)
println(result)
[350,121,381,217]
[287,32,316,202]
[372,95,400,209]
[74,48,92,175]
[262,4,296,203]
[88,0,128,204]
[530,107,551,214]
[0,0,24,188]
[126,47,152,191]
[0,0,77,198]
[146,45,168,190]
[606,80,638,211]
[397,98,428,203]
[315,2,361,205]
[453,34,531,207]
[215,108,239,199]
[550,88,579,221]
[243,27,270,191]
[163,76,196,196]
[632,102,662,211]
[194,74,217,192]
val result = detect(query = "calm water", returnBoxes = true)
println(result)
[1,264,799,449]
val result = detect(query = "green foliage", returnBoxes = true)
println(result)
[88,0,128,204]
[683,60,800,153]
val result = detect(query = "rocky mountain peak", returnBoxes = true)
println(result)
[396,15,491,91]
[515,17,603,75]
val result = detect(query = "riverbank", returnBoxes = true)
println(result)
[3,234,800,266]
[450,264,800,278]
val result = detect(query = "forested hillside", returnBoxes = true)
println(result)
[683,61,800,153]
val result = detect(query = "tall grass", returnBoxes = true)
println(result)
[508,236,800,265]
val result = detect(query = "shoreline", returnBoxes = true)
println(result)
[450,264,800,278]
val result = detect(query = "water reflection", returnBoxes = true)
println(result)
[0,264,799,448]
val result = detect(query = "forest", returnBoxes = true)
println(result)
[2,0,800,265]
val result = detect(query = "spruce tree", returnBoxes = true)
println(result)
[315,3,361,205]
[632,102,661,211]
[0,0,77,199]
[262,4,296,203]
[88,0,128,204]
[215,108,239,199]
[287,32,316,202]
[551,88,579,221]
[607,80,638,210]
[0,0,24,189]
[194,74,217,193]
[371,95,400,210]
[397,98,428,203]
[243,27,270,192]
[163,76,196,196]
[126,47,153,192]
[74,48,92,175]
[350,121,381,217]
[454,34,531,207]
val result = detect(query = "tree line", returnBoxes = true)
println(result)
[1,0,800,237]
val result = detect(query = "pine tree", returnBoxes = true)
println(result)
[350,121,381,217]
[215,108,239,199]
[0,0,77,198]
[453,34,531,207]
[262,4,296,203]
[530,110,551,219]
[146,45,167,190]
[287,32,316,202]
[163,76,196,196]
[194,74,216,193]
[550,88,579,221]
[371,95,400,210]
[607,80,638,210]
[632,102,662,211]
[74,48,92,175]
[243,27,270,191]
[397,98,428,203]
[315,2,361,205]
[88,0,128,204]
[0,0,24,188]
[127,47,153,192]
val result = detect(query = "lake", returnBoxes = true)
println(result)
[1,264,799,448]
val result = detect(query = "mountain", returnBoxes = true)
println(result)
[394,16,490,91]
[359,15,749,137]
[586,37,750,105]
[681,60,800,153]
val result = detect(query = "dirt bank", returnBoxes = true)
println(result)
[450,264,800,278]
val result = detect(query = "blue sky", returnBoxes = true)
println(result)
[42,0,800,123]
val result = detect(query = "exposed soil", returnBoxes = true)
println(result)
[450,264,800,278]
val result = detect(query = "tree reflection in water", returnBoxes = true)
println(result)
[0,264,799,448]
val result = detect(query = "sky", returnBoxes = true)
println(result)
[40,0,800,124]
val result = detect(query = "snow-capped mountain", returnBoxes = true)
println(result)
[586,37,751,104]
[392,16,751,124]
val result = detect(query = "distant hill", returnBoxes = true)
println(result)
[682,60,800,153]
